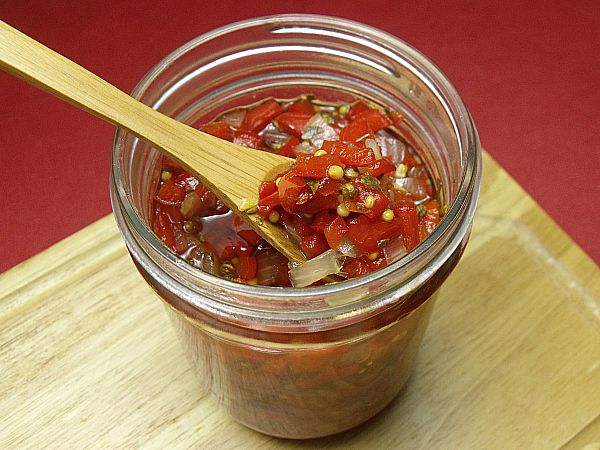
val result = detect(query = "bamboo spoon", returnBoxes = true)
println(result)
[0,20,306,263]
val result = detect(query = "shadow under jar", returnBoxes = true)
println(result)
[110,14,482,439]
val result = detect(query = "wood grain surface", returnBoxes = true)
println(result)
[1,153,599,449]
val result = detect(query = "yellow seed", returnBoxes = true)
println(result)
[314,149,327,156]
[160,170,172,181]
[272,142,282,150]
[183,220,195,233]
[364,195,376,209]
[395,163,408,178]
[339,104,350,115]
[275,177,282,187]
[268,210,280,223]
[337,203,350,217]
[303,212,314,219]
[328,165,344,180]
[368,251,379,260]
[247,278,258,285]
[382,209,395,222]
[238,198,258,213]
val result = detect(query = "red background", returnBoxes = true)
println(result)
[1,0,599,272]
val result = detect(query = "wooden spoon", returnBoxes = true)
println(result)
[0,20,306,263]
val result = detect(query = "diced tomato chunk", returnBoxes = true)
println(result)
[241,99,282,132]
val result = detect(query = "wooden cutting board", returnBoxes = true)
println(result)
[1,153,599,449]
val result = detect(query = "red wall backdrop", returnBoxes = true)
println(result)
[1,0,599,272]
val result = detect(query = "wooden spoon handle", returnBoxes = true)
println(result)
[0,20,305,263]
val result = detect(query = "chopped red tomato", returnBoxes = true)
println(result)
[241,99,282,132]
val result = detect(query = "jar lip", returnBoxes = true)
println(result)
[112,14,481,310]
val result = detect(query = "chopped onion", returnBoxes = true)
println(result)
[365,138,382,160]
[261,123,291,149]
[301,113,338,148]
[383,238,407,263]
[220,109,246,127]
[293,141,318,156]
[376,129,406,161]
[393,177,430,201]
[336,236,361,258]
[408,165,427,178]
[256,249,289,286]
[289,250,345,288]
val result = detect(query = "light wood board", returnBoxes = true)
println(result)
[1,153,599,449]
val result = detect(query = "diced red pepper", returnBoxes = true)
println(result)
[241,99,282,132]
[339,118,373,142]
[301,233,329,258]
[342,256,373,278]
[277,136,300,157]
[286,98,315,115]
[347,215,402,253]
[324,216,350,250]
[363,157,396,177]
[200,121,233,141]
[153,207,176,250]
[259,179,278,199]
[419,199,440,240]
[393,194,420,251]
[348,101,370,120]
[274,112,313,138]
[233,129,264,149]
[156,180,185,205]
[235,254,257,279]
[257,190,281,218]
[278,171,307,214]
[292,152,342,179]
[310,210,338,233]
[352,108,392,133]
[316,177,342,196]
[322,141,376,166]
[296,194,339,215]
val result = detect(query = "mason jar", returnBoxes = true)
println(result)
[110,14,482,439]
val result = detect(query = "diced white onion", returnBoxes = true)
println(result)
[220,109,246,127]
[288,249,345,288]
[393,177,430,201]
[336,236,361,258]
[383,238,407,263]
[301,113,339,148]
[294,141,318,155]
[376,129,406,162]
[261,123,291,149]
[365,138,382,160]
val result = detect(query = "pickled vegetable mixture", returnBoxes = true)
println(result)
[152,97,442,287]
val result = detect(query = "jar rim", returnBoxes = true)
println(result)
[111,14,481,320]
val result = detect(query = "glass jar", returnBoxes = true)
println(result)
[110,14,482,439]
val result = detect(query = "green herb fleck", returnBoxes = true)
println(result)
[307,180,320,194]
[378,239,390,248]
[360,175,380,190]
[416,204,428,217]
[255,216,264,226]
